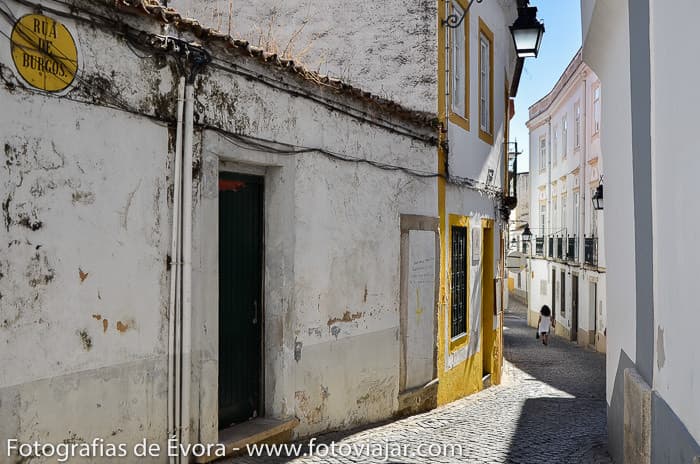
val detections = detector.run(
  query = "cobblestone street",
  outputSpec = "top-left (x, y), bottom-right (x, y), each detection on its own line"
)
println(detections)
top-left (234, 296), bottom-right (611, 464)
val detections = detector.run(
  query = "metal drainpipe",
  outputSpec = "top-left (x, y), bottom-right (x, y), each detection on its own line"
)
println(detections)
top-left (168, 77), bottom-right (185, 464)
top-left (180, 81), bottom-right (194, 456)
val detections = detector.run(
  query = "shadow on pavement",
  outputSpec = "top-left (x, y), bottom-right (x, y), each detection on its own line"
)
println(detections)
top-left (503, 299), bottom-right (612, 463)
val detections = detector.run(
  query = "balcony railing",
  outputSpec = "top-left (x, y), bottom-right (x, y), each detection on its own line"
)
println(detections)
top-left (584, 237), bottom-right (598, 266)
top-left (535, 237), bottom-right (544, 256)
top-left (567, 236), bottom-right (578, 262)
top-left (548, 237), bottom-right (554, 258)
top-left (556, 237), bottom-right (564, 260)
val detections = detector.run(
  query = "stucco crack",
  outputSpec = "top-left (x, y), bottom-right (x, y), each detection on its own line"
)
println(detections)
top-left (119, 180), bottom-right (142, 230)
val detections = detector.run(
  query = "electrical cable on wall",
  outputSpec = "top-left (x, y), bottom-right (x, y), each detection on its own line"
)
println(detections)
top-left (0, 0), bottom-right (506, 198)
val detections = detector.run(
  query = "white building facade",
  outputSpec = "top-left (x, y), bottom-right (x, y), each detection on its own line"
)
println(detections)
top-left (582, 1), bottom-right (700, 462)
top-left (508, 172), bottom-right (529, 301)
top-left (526, 50), bottom-right (606, 352)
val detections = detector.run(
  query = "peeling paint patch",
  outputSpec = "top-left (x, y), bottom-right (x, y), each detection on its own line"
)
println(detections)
top-left (72, 190), bottom-right (95, 205)
top-left (116, 320), bottom-right (132, 333)
top-left (307, 327), bottom-right (322, 338)
top-left (294, 338), bottom-right (303, 362)
top-left (103, 319), bottom-right (109, 333)
top-left (327, 310), bottom-right (364, 327)
top-left (92, 314), bottom-right (101, 321)
top-left (657, 326), bottom-right (665, 370)
top-left (295, 389), bottom-right (326, 425)
top-left (17, 212), bottom-right (42, 231)
top-left (78, 330), bottom-right (92, 351)
top-left (363, 285), bottom-right (368, 303)
top-left (79, 268), bottom-right (89, 283)
top-left (25, 251), bottom-right (55, 287)
top-left (331, 326), bottom-right (341, 339)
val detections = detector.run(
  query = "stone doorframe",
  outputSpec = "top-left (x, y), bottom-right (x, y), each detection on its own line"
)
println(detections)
top-left (397, 214), bottom-right (440, 415)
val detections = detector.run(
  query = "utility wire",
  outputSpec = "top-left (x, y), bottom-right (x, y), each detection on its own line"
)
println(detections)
top-left (0, 0), bottom-right (505, 197)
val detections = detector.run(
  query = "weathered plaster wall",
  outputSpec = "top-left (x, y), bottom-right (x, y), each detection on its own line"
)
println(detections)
top-left (168, 0), bottom-right (438, 114)
top-left (1, 0), bottom-right (439, 455)
top-left (0, 3), bottom-right (174, 459)
top-left (193, 49), bottom-right (437, 437)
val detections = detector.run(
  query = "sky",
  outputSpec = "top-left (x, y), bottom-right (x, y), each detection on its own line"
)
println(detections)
top-left (511, 1), bottom-right (583, 173)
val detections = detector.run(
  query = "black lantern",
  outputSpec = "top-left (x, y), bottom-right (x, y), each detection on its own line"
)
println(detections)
top-left (509, 6), bottom-right (545, 58)
top-left (522, 224), bottom-right (533, 241)
top-left (592, 184), bottom-right (604, 210)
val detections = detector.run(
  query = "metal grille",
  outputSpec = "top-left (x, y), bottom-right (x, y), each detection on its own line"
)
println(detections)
top-left (535, 237), bottom-right (544, 256)
top-left (567, 236), bottom-right (578, 262)
top-left (451, 226), bottom-right (467, 338)
top-left (556, 237), bottom-right (564, 260)
top-left (585, 237), bottom-right (598, 266)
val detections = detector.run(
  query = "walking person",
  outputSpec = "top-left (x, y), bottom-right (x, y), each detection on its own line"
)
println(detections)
top-left (537, 305), bottom-right (555, 345)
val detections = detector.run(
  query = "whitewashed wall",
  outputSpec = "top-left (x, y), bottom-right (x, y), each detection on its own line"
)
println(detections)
top-left (169, 0), bottom-right (438, 113)
top-left (0, 0), bottom-right (438, 457)
top-left (446, 1), bottom-right (516, 187)
top-left (581, 0), bottom-right (636, 410)
top-left (649, 0), bottom-right (700, 444)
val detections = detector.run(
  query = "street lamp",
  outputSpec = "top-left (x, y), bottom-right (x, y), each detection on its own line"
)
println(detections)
top-left (592, 184), bottom-right (604, 210)
top-left (509, 6), bottom-right (545, 58)
top-left (443, 1), bottom-right (545, 61)
top-left (522, 224), bottom-right (533, 242)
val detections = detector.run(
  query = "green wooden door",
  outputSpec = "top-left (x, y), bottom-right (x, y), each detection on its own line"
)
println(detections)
top-left (218, 172), bottom-right (263, 429)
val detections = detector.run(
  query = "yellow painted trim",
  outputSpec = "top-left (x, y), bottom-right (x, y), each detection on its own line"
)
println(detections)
top-left (448, 0), bottom-right (470, 132)
top-left (478, 17), bottom-right (494, 146)
top-left (447, 213), bottom-right (470, 352)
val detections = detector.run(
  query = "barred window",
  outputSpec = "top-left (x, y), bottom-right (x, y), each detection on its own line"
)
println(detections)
top-left (451, 226), bottom-right (468, 338)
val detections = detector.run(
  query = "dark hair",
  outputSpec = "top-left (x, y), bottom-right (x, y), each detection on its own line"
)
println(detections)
top-left (540, 305), bottom-right (551, 317)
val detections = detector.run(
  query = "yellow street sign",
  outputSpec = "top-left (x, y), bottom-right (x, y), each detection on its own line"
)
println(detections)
top-left (11, 14), bottom-right (78, 92)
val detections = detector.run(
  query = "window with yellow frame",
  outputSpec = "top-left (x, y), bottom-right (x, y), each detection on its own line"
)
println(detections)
top-left (448, 215), bottom-right (469, 350)
top-left (478, 17), bottom-right (494, 145)
top-left (448, 0), bottom-right (469, 132)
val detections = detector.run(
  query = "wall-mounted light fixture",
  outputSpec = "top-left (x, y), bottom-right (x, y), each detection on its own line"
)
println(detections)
top-left (442, 1), bottom-right (545, 59)
top-left (509, 6), bottom-right (545, 58)
top-left (592, 184), bottom-right (604, 210)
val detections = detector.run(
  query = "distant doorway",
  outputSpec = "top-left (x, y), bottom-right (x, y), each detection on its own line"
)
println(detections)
top-left (560, 270), bottom-right (566, 318)
top-left (571, 275), bottom-right (579, 342)
top-left (218, 172), bottom-right (264, 429)
top-left (551, 269), bottom-right (556, 316)
top-left (590, 282), bottom-right (598, 346)
top-left (481, 223), bottom-right (495, 377)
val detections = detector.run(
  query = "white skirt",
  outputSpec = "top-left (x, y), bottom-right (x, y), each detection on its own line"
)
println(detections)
top-left (538, 315), bottom-right (551, 333)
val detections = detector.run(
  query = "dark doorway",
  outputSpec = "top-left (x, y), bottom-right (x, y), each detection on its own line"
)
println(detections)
top-left (551, 268), bottom-right (556, 315)
top-left (218, 172), bottom-right (264, 429)
top-left (590, 282), bottom-right (598, 347)
top-left (571, 275), bottom-right (579, 342)
top-left (560, 270), bottom-right (566, 318)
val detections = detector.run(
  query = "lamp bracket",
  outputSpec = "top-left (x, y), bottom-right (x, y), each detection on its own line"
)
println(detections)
top-left (442, 0), bottom-right (484, 28)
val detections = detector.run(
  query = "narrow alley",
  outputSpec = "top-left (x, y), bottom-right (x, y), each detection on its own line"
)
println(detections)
top-left (233, 296), bottom-right (611, 464)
